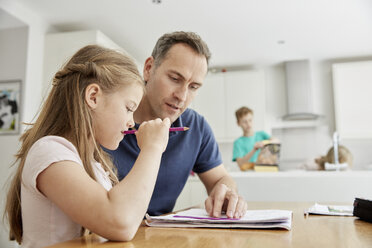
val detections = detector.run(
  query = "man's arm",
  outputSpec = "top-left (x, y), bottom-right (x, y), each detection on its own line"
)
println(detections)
top-left (197, 164), bottom-right (247, 219)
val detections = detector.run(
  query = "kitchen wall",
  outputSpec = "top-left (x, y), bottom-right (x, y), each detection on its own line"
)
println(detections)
top-left (268, 61), bottom-right (334, 170)
top-left (218, 60), bottom-right (372, 172)
top-left (0, 26), bottom-right (28, 248)
top-left (0, 1), bottom-right (48, 247)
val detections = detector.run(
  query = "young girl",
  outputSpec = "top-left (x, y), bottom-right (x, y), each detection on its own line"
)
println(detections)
top-left (315, 145), bottom-right (353, 170)
top-left (4, 45), bottom-right (170, 247)
top-left (301, 145), bottom-right (353, 170)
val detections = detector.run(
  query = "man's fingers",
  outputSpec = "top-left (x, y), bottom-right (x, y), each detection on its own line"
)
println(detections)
top-left (212, 184), bottom-right (229, 217)
top-left (205, 197), bottom-right (213, 216)
top-left (206, 184), bottom-right (246, 219)
top-left (225, 191), bottom-right (239, 218)
top-left (234, 196), bottom-right (247, 218)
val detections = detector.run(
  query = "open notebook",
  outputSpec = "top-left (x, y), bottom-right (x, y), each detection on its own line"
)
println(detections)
top-left (304, 203), bottom-right (354, 216)
top-left (145, 208), bottom-right (292, 230)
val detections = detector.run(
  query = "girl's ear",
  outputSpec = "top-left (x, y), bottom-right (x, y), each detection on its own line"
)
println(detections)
top-left (85, 83), bottom-right (102, 109)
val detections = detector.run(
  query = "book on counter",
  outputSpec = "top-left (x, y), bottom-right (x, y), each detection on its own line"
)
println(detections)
top-left (145, 208), bottom-right (292, 230)
top-left (254, 164), bottom-right (279, 172)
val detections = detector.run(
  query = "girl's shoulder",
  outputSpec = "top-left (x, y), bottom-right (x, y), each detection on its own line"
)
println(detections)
top-left (22, 136), bottom-right (83, 196)
top-left (27, 135), bottom-right (83, 167)
top-left (33, 135), bottom-right (72, 145)
top-left (31, 135), bottom-right (78, 153)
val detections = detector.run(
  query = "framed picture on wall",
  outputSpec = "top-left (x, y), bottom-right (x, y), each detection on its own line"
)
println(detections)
top-left (0, 80), bottom-right (21, 135)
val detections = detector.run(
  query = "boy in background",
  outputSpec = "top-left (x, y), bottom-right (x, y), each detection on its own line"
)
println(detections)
top-left (232, 106), bottom-right (272, 171)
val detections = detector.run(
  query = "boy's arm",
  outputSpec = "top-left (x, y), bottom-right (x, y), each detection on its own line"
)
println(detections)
top-left (236, 149), bottom-right (256, 168)
top-left (235, 142), bottom-right (264, 168)
top-left (233, 141), bottom-right (254, 169)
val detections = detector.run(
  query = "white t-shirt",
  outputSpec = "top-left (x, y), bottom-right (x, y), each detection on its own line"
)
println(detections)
top-left (21, 136), bottom-right (112, 248)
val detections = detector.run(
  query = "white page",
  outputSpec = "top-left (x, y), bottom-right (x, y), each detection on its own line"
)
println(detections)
top-left (145, 220), bottom-right (292, 230)
top-left (148, 208), bottom-right (292, 223)
top-left (304, 203), bottom-right (353, 216)
top-left (146, 208), bottom-right (292, 230)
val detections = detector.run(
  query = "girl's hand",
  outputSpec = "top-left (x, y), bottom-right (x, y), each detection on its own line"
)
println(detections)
top-left (135, 118), bottom-right (171, 152)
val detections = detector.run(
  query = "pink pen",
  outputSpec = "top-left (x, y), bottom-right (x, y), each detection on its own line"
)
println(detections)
top-left (123, 127), bottom-right (189, 134)
top-left (173, 215), bottom-right (239, 220)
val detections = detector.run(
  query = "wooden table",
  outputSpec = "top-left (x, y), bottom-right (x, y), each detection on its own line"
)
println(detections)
top-left (46, 202), bottom-right (372, 248)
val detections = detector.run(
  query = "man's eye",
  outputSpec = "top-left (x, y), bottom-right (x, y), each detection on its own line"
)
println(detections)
top-left (170, 76), bottom-right (179, 82)
top-left (190, 85), bottom-right (200, 90)
top-left (126, 107), bottom-right (134, 112)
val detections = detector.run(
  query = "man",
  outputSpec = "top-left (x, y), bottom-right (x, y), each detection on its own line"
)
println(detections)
top-left (109, 31), bottom-right (247, 219)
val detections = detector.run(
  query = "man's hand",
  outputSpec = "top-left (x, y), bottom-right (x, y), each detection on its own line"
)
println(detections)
top-left (204, 183), bottom-right (247, 219)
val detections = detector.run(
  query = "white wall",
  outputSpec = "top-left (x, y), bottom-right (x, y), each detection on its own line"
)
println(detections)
top-left (1, 0), bottom-right (49, 122)
top-left (265, 64), bottom-right (288, 126)
top-left (42, 30), bottom-right (126, 97)
top-left (0, 26), bottom-right (28, 248)
top-left (0, 1), bottom-right (49, 247)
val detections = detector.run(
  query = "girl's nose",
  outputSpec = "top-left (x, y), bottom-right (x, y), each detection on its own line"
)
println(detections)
top-left (128, 118), bottom-right (135, 128)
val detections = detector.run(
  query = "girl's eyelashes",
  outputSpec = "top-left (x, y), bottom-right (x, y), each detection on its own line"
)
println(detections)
top-left (126, 106), bottom-right (134, 113)
top-left (125, 100), bottom-right (138, 113)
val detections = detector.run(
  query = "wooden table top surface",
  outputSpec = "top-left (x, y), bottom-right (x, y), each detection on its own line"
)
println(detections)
top-left (46, 202), bottom-right (372, 248)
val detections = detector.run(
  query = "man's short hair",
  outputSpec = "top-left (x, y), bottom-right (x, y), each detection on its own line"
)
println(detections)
top-left (151, 31), bottom-right (211, 67)
top-left (235, 106), bottom-right (253, 122)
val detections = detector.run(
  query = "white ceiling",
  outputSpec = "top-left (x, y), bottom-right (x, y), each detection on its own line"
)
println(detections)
top-left (5, 0), bottom-right (372, 66)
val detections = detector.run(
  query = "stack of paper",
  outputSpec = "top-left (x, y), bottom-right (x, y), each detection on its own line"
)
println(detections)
top-left (145, 208), bottom-right (292, 230)
top-left (304, 203), bottom-right (354, 216)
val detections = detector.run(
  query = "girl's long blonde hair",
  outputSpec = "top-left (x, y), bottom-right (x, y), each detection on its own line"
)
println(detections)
top-left (317, 145), bottom-right (353, 170)
top-left (3, 45), bottom-right (144, 244)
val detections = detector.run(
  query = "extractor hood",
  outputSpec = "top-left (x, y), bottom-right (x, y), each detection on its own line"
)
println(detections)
top-left (282, 60), bottom-right (322, 121)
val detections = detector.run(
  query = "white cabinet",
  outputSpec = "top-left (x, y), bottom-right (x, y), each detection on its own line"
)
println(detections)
top-left (175, 171), bottom-right (372, 209)
top-left (42, 30), bottom-right (128, 95)
top-left (174, 176), bottom-right (207, 211)
top-left (332, 61), bottom-right (372, 139)
top-left (191, 73), bottom-right (226, 140)
top-left (192, 70), bottom-right (266, 142)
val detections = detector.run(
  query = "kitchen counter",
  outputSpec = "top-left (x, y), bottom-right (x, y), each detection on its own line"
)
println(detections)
top-left (174, 171), bottom-right (372, 211)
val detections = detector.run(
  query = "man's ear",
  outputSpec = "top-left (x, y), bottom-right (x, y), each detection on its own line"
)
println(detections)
top-left (85, 83), bottom-right (101, 109)
top-left (143, 56), bottom-right (155, 82)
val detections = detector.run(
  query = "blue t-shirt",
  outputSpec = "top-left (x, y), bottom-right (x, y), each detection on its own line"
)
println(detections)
top-left (232, 131), bottom-right (270, 162)
top-left (106, 108), bottom-right (222, 216)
